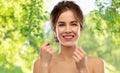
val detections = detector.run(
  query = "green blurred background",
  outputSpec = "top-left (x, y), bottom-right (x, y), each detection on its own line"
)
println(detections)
top-left (0, 0), bottom-right (120, 73)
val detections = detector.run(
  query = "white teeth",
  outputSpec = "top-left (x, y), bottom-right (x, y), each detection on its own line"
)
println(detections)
top-left (64, 36), bottom-right (73, 38)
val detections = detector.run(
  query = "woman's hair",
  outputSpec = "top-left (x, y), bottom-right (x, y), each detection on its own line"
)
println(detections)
top-left (50, 1), bottom-right (84, 31)
top-left (50, 1), bottom-right (84, 42)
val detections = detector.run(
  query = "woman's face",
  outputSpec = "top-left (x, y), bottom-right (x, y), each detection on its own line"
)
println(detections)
top-left (55, 10), bottom-right (80, 46)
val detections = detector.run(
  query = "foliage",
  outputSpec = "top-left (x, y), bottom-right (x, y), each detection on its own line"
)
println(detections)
top-left (81, 0), bottom-right (120, 73)
top-left (0, 0), bottom-right (48, 73)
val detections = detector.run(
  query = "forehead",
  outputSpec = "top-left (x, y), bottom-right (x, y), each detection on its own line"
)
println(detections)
top-left (57, 10), bottom-right (78, 22)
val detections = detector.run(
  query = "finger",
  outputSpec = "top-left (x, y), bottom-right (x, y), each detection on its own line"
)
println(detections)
top-left (73, 51), bottom-right (82, 60)
top-left (42, 41), bottom-right (51, 47)
top-left (40, 45), bottom-right (50, 53)
top-left (46, 46), bottom-right (54, 51)
top-left (78, 47), bottom-right (86, 55)
top-left (46, 46), bottom-right (54, 53)
top-left (76, 47), bottom-right (86, 57)
top-left (49, 48), bottom-right (54, 54)
top-left (73, 54), bottom-right (80, 62)
top-left (75, 47), bottom-right (84, 58)
top-left (45, 45), bottom-right (53, 50)
top-left (41, 42), bottom-right (51, 51)
top-left (73, 55), bottom-right (78, 62)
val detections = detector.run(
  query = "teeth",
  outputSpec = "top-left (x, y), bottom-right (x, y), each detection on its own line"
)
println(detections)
top-left (63, 36), bottom-right (73, 38)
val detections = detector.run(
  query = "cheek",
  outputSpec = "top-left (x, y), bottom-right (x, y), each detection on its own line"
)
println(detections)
top-left (74, 27), bottom-right (81, 38)
top-left (77, 30), bottom-right (80, 37)
top-left (73, 27), bottom-right (80, 34)
top-left (78, 28), bottom-right (81, 36)
top-left (55, 27), bottom-right (61, 37)
top-left (56, 26), bottom-right (64, 33)
top-left (77, 27), bottom-right (80, 34)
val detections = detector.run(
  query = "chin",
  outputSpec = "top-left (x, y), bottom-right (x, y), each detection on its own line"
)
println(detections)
top-left (61, 42), bottom-right (76, 47)
top-left (58, 38), bottom-right (78, 47)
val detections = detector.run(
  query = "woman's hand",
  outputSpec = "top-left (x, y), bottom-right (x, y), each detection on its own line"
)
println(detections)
top-left (40, 41), bottom-right (54, 66)
top-left (73, 47), bottom-right (89, 73)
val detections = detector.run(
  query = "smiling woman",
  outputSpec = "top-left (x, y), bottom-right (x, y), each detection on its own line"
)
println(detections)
top-left (55, 10), bottom-right (80, 46)
top-left (33, 1), bottom-right (104, 73)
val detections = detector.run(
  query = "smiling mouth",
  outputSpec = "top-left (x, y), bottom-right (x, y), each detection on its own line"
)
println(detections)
top-left (63, 35), bottom-right (74, 40)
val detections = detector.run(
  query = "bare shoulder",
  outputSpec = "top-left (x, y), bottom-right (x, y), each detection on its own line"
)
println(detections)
top-left (87, 56), bottom-right (105, 73)
top-left (33, 55), bottom-right (58, 70)
top-left (88, 56), bottom-right (104, 64)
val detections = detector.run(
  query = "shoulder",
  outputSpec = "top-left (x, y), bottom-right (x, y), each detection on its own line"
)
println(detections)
top-left (33, 55), bottom-right (58, 68)
top-left (88, 56), bottom-right (104, 64)
top-left (87, 56), bottom-right (105, 73)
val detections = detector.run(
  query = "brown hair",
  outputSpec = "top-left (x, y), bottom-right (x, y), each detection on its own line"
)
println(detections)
top-left (50, 1), bottom-right (84, 42)
top-left (50, 1), bottom-right (84, 31)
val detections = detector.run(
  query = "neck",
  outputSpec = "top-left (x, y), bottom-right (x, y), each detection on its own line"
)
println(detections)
top-left (59, 44), bottom-right (77, 60)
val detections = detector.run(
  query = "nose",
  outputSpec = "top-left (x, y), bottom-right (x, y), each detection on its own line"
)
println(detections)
top-left (65, 25), bottom-right (71, 33)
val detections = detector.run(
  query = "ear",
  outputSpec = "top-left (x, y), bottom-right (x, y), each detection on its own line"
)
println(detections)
top-left (53, 27), bottom-right (56, 34)
top-left (53, 31), bottom-right (57, 36)
top-left (53, 31), bottom-right (59, 42)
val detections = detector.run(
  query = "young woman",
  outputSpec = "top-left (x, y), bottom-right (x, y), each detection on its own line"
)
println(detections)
top-left (33, 1), bottom-right (104, 73)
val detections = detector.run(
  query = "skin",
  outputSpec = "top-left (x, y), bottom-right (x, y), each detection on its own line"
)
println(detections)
top-left (33, 10), bottom-right (104, 73)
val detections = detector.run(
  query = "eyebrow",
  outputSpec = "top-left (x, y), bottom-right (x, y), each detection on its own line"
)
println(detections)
top-left (58, 21), bottom-right (65, 24)
top-left (58, 21), bottom-right (78, 23)
top-left (70, 21), bottom-right (78, 23)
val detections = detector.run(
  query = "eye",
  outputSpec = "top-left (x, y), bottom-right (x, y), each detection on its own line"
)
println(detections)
top-left (71, 21), bottom-right (78, 26)
top-left (58, 23), bottom-right (65, 27)
top-left (71, 23), bottom-right (78, 26)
